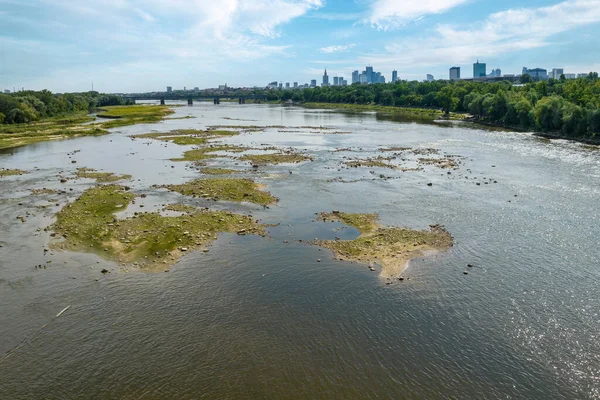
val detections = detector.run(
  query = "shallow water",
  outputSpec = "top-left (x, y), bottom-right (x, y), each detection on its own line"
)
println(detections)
top-left (1, 102), bottom-right (599, 399)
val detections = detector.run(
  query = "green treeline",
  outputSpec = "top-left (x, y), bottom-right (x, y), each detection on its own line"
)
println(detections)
top-left (0, 90), bottom-right (133, 124)
top-left (257, 74), bottom-right (600, 141)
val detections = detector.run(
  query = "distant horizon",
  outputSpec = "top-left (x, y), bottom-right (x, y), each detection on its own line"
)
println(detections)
top-left (2, 0), bottom-right (600, 93)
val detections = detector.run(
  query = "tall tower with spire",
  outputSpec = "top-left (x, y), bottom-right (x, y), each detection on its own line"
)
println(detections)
top-left (322, 68), bottom-right (329, 87)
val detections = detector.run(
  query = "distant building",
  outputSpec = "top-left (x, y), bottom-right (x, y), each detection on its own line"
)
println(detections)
top-left (449, 67), bottom-right (460, 80)
top-left (473, 60), bottom-right (486, 78)
top-left (523, 67), bottom-right (548, 80)
top-left (285, 82), bottom-right (290, 89)
top-left (564, 74), bottom-right (576, 79)
top-left (366, 66), bottom-right (374, 83)
top-left (392, 70), bottom-right (398, 82)
top-left (352, 70), bottom-right (360, 84)
top-left (193, 87), bottom-right (199, 91)
top-left (3, 89), bottom-right (10, 94)
top-left (310, 79), bottom-right (317, 87)
top-left (577, 73), bottom-right (589, 78)
top-left (487, 68), bottom-right (501, 78)
top-left (359, 73), bottom-right (367, 83)
top-left (293, 82), bottom-right (298, 88)
top-left (551, 68), bottom-right (564, 79)
top-left (278, 83), bottom-right (283, 89)
top-left (166, 86), bottom-right (172, 93)
top-left (322, 69), bottom-right (329, 86)
top-left (426, 74), bottom-right (434, 82)
top-left (333, 76), bottom-right (339, 86)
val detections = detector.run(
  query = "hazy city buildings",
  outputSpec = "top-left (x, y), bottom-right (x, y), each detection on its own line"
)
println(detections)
top-left (523, 67), bottom-right (548, 80)
top-left (166, 86), bottom-right (172, 92)
top-left (551, 68), bottom-right (564, 79)
top-left (322, 69), bottom-right (329, 86)
top-left (310, 79), bottom-right (317, 87)
top-left (426, 74), bottom-right (434, 82)
top-left (352, 70), bottom-right (359, 84)
top-left (449, 67), bottom-right (460, 80)
top-left (392, 70), bottom-right (398, 82)
top-left (473, 60), bottom-right (487, 78)
top-left (294, 82), bottom-right (298, 88)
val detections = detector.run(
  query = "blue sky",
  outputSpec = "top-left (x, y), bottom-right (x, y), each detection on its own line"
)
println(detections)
top-left (1, 0), bottom-right (600, 93)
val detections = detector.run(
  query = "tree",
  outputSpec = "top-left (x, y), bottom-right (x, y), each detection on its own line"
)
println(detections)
top-left (436, 86), bottom-right (458, 114)
top-left (0, 112), bottom-right (4, 123)
top-left (560, 74), bottom-right (566, 81)
top-left (520, 74), bottom-right (533, 84)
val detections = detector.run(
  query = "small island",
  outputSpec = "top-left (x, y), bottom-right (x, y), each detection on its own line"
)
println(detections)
top-left (315, 212), bottom-right (453, 277)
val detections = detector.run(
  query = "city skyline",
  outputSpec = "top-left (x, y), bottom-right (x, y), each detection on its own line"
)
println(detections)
top-left (2, 0), bottom-right (600, 92)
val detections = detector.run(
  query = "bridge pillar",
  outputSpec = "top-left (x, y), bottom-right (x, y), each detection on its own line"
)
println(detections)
top-left (214, 98), bottom-right (220, 105)
top-left (187, 98), bottom-right (193, 106)
top-left (160, 98), bottom-right (165, 105)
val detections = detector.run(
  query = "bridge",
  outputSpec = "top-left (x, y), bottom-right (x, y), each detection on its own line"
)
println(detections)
top-left (123, 94), bottom-right (267, 106)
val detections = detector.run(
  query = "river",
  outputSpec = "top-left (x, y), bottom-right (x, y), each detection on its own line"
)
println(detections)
top-left (0, 102), bottom-right (598, 399)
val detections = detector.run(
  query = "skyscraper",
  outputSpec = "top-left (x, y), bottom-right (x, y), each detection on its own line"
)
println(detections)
top-left (293, 82), bottom-right (298, 88)
top-left (449, 67), bottom-right (460, 80)
top-left (333, 76), bottom-right (339, 86)
top-left (352, 70), bottom-right (359, 84)
top-left (473, 60), bottom-right (486, 78)
top-left (426, 74), bottom-right (434, 82)
top-left (366, 66), bottom-right (374, 83)
top-left (322, 69), bottom-right (329, 86)
top-left (392, 70), bottom-right (398, 82)
top-left (285, 82), bottom-right (290, 89)
top-left (166, 86), bottom-right (172, 93)
top-left (310, 79), bottom-right (317, 87)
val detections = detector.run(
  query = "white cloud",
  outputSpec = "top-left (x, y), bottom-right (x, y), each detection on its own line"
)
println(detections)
top-left (365, 0), bottom-right (470, 30)
top-left (320, 44), bottom-right (356, 53)
top-left (363, 0), bottom-right (600, 74)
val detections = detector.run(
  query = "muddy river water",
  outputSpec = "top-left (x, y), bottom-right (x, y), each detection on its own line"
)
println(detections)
top-left (0, 102), bottom-right (599, 399)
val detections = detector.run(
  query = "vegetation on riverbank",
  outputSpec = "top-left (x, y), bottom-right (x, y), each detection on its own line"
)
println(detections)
top-left (163, 178), bottom-right (277, 206)
top-left (0, 91), bottom-right (172, 149)
top-left (74, 168), bottom-right (132, 182)
top-left (131, 129), bottom-right (240, 146)
top-left (50, 185), bottom-right (266, 269)
top-left (238, 152), bottom-right (312, 165)
top-left (315, 212), bottom-right (453, 277)
top-left (304, 102), bottom-right (464, 120)
top-left (200, 167), bottom-right (239, 175)
top-left (0, 168), bottom-right (27, 177)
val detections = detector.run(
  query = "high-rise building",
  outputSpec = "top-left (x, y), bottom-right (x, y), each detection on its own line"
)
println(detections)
top-left (449, 67), bottom-right (460, 80)
top-left (523, 67), bottom-right (548, 80)
top-left (285, 82), bottom-right (290, 89)
top-left (392, 70), bottom-right (398, 82)
top-left (352, 70), bottom-right (359, 84)
top-left (333, 76), bottom-right (339, 86)
top-left (551, 68), bottom-right (564, 79)
top-left (166, 86), bottom-right (172, 93)
top-left (426, 74), bottom-right (434, 82)
top-left (473, 60), bottom-right (486, 78)
top-left (322, 69), bottom-right (329, 86)
top-left (365, 66), bottom-right (374, 83)
top-left (359, 73), bottom-right (367, 83)
top-left (278, 83), bottom-right (283, 89)
top-left (310, 79), bottom-right (317, 87)
top-left (293, 82), bottom-right (298, 88)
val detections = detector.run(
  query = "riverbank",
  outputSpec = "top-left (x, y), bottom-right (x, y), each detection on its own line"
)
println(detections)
top-left (0, 105), bottom-right (173, 150)
top-left (302, 102), bottom-right (466, 120)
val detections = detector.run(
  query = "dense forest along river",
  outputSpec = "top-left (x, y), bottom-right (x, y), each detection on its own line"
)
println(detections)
top-left (0, 102), bottom-right (599, 399)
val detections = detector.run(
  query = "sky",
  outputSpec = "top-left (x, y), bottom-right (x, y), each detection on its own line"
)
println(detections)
top-left (1, 0), bottom-right (600, 93)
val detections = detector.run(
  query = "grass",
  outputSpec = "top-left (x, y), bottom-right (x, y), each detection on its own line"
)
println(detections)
top-left (315, 212), bottom-right (453, 276)
top-left (171, 145), bottom-right (249, 162)
top-left (303, 102), bottom-right (467, 120)
top-left (131, 129), bottom-right (240, 146)
top-left (0, 168), bottom-right (28, 177)
top-left (30, 188), bottom-right (58, 195)
top-left (238, 153), bottom-right (312, 165)
top-left (319, 212), bottom-right (378, 233)
top-left (200, 167), bottom-right (239, 175)
top-left (163, 178), bottom-right (278, 206)
top-left (344, 159), bottom-right (396, 169)
top-left (163, 204), bottom-right (200, 213)
top-left (0, 105), bottom-right (174, 150)
top-left (50, 185), bottom-right (266, 269)
top-left (74, 168), bottom-right (132, 182)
